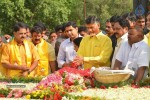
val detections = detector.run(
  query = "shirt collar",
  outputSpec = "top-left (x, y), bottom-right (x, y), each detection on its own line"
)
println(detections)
top-left (121, 32), bottom-right (128, 40)
top-left (133, 40), bottom-right (144, 48)
top-left (15, 40), bottom-right (24, 46)
top-left (66, 38), bottom-right (72, 43)
top-left (90, 31), bottom-right (103, 39)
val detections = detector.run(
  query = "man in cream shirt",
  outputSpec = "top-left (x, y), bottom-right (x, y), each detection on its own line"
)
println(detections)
top-left (111, 18), bottom-right (130, 68)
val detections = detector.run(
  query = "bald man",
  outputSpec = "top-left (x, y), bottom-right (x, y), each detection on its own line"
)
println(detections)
top-left (113, 27), bottom-right (149, 83)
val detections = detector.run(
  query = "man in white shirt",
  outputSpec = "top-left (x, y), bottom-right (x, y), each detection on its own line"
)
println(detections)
top-left (113, 27), bottom-right (149, 83)
top-left (111, 18), bottom-right (130, 68)
top-left (57, 21), bottom-right (78, 68)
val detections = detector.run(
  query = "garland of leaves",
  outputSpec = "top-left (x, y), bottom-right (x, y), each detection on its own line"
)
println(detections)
top-left (139, 77), bottom-right (150, 86)
top-left (0, 77), bottom-right (42, 83)
top-left (0, 88), bottom-right (11, 97)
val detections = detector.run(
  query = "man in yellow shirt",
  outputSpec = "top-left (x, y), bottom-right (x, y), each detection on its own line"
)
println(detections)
top-left (31, 26), bottom-right (56, 76)
top-left (1, 22), bottom-right (40, 78)
top-left (0, 35), bottom-right (6, 76)
top-left (73, 16), bottom-right (113, 69)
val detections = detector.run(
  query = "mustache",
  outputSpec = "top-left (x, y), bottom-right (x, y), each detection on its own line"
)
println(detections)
top-left (105, 30), bottom-right (108, 32)
top-left (21, 37), bottom-right (25, 39)
top-left (35, 39), bottom-right (40, 41)
top-left (114, 32), bottom-right (118, 35)
top-left (114, 32), bottom-right (118, 34)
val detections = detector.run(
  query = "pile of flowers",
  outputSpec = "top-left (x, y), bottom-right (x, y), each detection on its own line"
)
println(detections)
top-left (0, 67), bottom-right (149, 99)
top-left (0, 67), bottom-right (91, 99)
top-left (26, 67), bottom-right (91, 99)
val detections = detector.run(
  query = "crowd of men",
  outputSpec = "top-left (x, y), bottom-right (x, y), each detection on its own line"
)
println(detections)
top-left (0, 11), bottom-right (150, 84)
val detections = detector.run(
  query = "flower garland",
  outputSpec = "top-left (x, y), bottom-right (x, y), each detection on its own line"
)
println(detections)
top-left (0, 67), bottom-right (149, 99)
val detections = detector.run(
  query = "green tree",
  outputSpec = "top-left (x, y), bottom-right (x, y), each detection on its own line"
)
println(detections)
top-left (24, 0), bottom-right (71, 30)
top-left (0, 0), bottom-right (32, 35)
top-left (0, 0), bottom-right (71, 35)
top-left (84, 0), bottom-right (132, 30)
top-left (67, 0), bottom-right (84, 26)
top-left (0, 0), bottom-right (132, 35)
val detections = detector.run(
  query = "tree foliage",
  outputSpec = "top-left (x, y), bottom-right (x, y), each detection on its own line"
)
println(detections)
top-left (0, 0), bottom-right (132, 35)
top-left (84, 0), bottom-right (132, 29)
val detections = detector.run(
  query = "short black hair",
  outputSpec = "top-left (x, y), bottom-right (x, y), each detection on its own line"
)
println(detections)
top-left (26, 24), bottom-right (31, 31)
top-left (73, 37), bottom-right (83, 47)
top-left (85, 15), bottom-right (100, 24)
top-left (55, 25), bottom-right (62, 33)
top-left (106, 19), bottom-right (110, 23)
top-left (121, 12), bottom-right (136, 22)
top-left (33, 21), bottom-right (46, 31)
top-left (121, 13), bottom-right (129, 19)
top-left (65, 21), bottom-right (77, 29)
top-left (13, 22), bottom-right (27, 32)
top-left (127, 12), bottom-right (136, 22)
top-left (61, 23), bottom-right (66, 32)
top-left (45, 31), bottom-right (50, 36)
top-left (110, 15), bottom-right (120, 23)
top-left (78, 26), bottom-right (88, 33)
top-left (135, 15), bottom-right (145, 21)
top-left (115, 18), bottom-right (130, 29)
top-left (50, 31), bottom-right (56, 35)
top-left (49, 31), bottom-right (56, 38)
top-left (31, 26), bottom-right (42, 34)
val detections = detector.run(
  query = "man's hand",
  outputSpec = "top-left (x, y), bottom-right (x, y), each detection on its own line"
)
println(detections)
top-left (62, 63), bottom-right (71, 67)
top-left (73, 56), bottom-right (84, 66)
top-left (20, 71), bottom-right (29, 77)
top-left (19, 65), bottom-right (29, 71)
top-left (134, 66), bottom-right (146, 83)
top-left (113, 59), bottom-right (122, 70)
top-left (49, 61), bottom-right (56, 73)
top-left (1, 63), bottom-right (29, 71)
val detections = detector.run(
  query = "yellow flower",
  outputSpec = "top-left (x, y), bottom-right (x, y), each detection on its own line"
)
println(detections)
top-left (59, 86), bottom-right (64, 91)
top-left (79, 88), bottom-right (83, 92)
top-left (40, 94), bottom-right (44, 99)
top-left (36, 90), bottom-right (40, 95)
top-left (33, 94), bottom-right (37, 97)
top-left (32, 91), bottom-right (36, 94)
top-left (39, 85), bottom-right (44, 89)
top-left (26, 95), bottom-right (31, 99)
top-left (54, 85), bottom-right (58, 90)
top-left (45, 91), bottom-right (49, 95)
